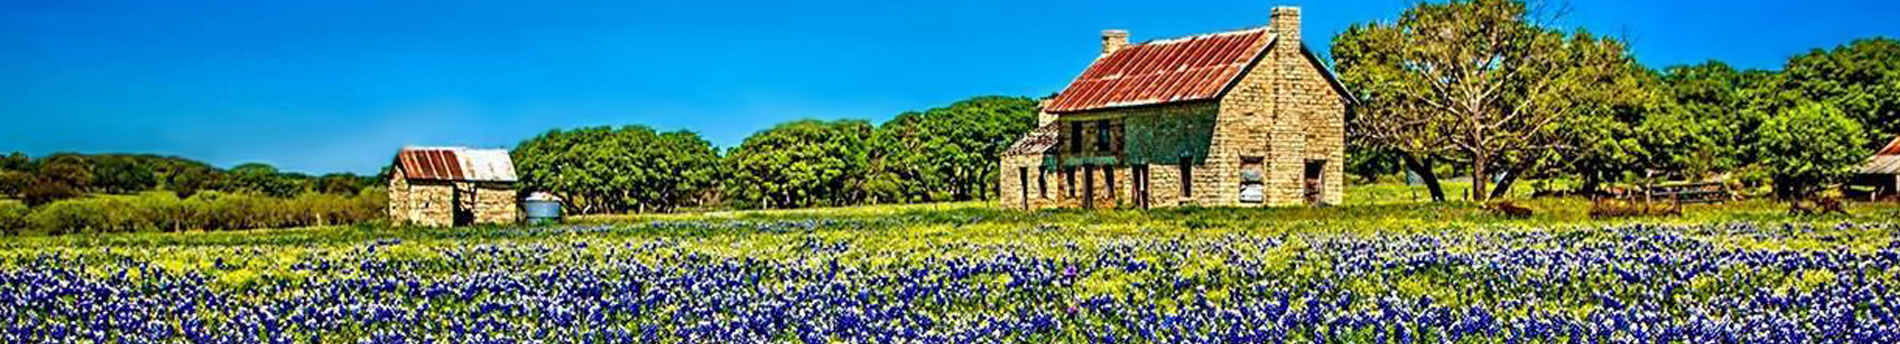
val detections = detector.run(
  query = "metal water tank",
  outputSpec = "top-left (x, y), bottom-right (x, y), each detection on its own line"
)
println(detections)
top-left (523, 192), bottom-right (563, 224)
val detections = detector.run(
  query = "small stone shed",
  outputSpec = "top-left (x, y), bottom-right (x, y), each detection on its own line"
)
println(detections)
top-left (1854, 136), bottom-right (1900, 200)
top-left (1000, 6), bottom-right (1354, 210)
top-left (387, 147), bottom-right (520, 227)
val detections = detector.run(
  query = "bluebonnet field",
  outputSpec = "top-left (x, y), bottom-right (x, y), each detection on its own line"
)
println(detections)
top-left (1, 203), bottom-right (1898, 343)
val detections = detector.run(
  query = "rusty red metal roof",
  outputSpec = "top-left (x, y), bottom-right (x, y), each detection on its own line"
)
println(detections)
top-left (395, 147), bottom-right (518, 182)
top-left (1045, 28), bottom-right (1274, 114)
top-left (1880, 136), bottom-right (1900, 156)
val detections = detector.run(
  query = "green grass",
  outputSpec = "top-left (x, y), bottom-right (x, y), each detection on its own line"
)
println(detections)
top-left (7, 182), bottom-right (1895, 251)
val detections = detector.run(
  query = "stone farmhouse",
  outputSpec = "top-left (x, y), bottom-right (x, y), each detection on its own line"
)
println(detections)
top-left (387, 147), bottom-right (520, 227)
top-left (1000, 6), bottom-right (1353, 210)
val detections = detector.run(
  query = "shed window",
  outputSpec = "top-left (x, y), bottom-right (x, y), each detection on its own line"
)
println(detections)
top-left (1095, 120), bottom-right (1111, 152)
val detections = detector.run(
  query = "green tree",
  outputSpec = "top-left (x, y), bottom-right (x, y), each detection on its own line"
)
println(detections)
top-left (170, 167), bottom-right (226, 199)
top-left (89, 155), bottom-right (159, 194)
top-left (1547, 67), bottom-right (1687, 196)
top-left (866, 96), bottom-right (1039, 203)
top-left (0, 201), bottom-right (25, 235)
top-left (725, 119), bottom-right (873, 209)
top-left (1344, 146), bottom-right (1403, 184)
top-left (512, 125), bottom-right (722, 213)
top-left (0, 152), bottom-right (27, 171)
top-left (227, 163), bottom-right (301, 197)
top-left (35, 154), bottom-right (94, 190)
top-left (315, 173), bottom-right (374, 195)
top-left (20, 178), bottom-right (81, 207)
top-left (1782, 37), bottom-right (1900, 148)
top-left (1659, 61), bottom-right (1780, 173)
top-left (0, 171), bottom-right (28, 198)
top-left (1333, 0), bottom-right (1647, 201)
top-left (1757, 103), bottom-right (1869, 203)
top-left (1632, 108), bottom-right (1721, 181)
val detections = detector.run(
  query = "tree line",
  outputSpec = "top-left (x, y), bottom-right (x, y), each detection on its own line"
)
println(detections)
top-left (0, 153), bottom-right (379, 206)
top-left (512, 96), bottom-right (1040, 212)
top-left (0, 153), bottom-right (385, 235)
top-left (1337, 0), bottom-right (1897, 205)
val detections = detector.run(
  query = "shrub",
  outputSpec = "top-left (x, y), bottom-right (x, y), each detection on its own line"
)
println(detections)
top-left (0, 200), bottom-right (26, 235)
top-left (1757, 103), bottom-right (1869, 201)
top-left (24, 189), bottom-right (388, 235)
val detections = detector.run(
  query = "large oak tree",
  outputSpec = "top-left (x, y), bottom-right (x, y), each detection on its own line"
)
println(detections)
top-left (1334, 0), bottom-right (1648, 201)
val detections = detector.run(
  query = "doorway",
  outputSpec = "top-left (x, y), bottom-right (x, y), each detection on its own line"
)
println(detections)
top-left (1303, 160), bottom-right (1326, 205)
top-left (452, 183), bottom-right (477, 226)
top-left (1017, 167), bottom-right (1030, 210)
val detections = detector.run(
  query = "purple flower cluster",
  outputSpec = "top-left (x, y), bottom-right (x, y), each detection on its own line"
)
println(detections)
top-left (1, 222), bottom-right (1896, 343)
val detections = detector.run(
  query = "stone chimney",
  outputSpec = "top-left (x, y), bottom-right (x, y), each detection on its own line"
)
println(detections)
top-left (1037, 98), bottom-right (1058, 126)
top-left (1271, 6), bottom-right (1301, 47)
top-left (1101, 30), bottom-right (1130, 55)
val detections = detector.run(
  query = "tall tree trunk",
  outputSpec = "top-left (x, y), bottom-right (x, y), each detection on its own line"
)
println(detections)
top-left (1580, 175), bottom-right (1600, 199)
top-left (1471, 151), bottom-right (1491, 203)
top-left (1402, 153), bottom-right (1446, 202)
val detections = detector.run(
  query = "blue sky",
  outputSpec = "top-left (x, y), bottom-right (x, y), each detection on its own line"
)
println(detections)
top-left (4, 0), bottom-right (1897, 174)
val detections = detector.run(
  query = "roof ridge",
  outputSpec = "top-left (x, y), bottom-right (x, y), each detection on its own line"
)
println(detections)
top-left (1137, 26), bottom-right (1269, 46)
top-left (401, 145), bottom-right (509, 152)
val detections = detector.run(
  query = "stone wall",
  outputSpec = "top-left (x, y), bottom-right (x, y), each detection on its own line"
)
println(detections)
top-left (387, 166), bottom-right (520, 227)
top-left (999, 102), bottom-right (1217, 210)
top-left (1214, 6), bottom-right (1346, 207)
top-left (388, 175), bottom-right (455, 227)
top-left (471, 182), bottom-right (519, 225)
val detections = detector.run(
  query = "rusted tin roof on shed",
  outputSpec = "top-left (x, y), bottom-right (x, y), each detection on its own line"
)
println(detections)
top-left (1044, 28), bottom-right (1274, 114)
top-left (1863, 136), bottom-right (1900, 174)
top-left (1003, 124), bottom-right (1062, 156)
top-left (395, 147), bottom-right (518, 182)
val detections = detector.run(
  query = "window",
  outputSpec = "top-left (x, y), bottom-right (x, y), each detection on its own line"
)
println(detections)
top-left (1240, 157), bottom-right (1265, 203)
top-left (1017, 167), bottom-right (1029, 204)
top-left (1069, 122), bottom-right (1085, 154)
top-left (1095, 119), bottom-right (1111, 152)
top-left (1179, 156), bottom-right (1194, 197)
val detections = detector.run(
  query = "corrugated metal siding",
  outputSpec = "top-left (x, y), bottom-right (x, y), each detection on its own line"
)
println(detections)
top-left (1045, 28), bottom-right (1273, 114)
top-left (458, 149), bottom-right (519, 182)
top-left (1863, 136), bottom-right (1900, 174)
top-left (396, 147), bottom-right (518, 182)
top-left (1864, 156), bottom-right (1900, 175)
top-left (399, 149), bottom-right (463, 181)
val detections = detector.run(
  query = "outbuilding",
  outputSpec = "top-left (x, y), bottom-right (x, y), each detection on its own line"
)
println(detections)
top-left (1854, 136), bottom-right (1900, 200)
top-left (387, 147), bottom-right (520, 227)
